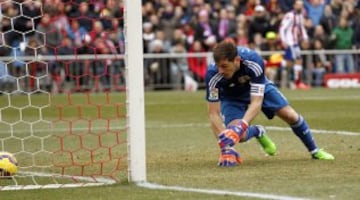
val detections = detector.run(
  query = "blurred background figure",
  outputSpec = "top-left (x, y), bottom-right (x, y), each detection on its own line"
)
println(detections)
top-left (330, 17), bottom-right (355, 74)
top-left (312, 38), bottom-right (331, 87)
top-left (279, 0), bottom-right (311, 89)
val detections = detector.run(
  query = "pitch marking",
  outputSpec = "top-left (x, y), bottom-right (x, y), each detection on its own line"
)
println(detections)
top-left (138, 182), bottom-right (310, 200)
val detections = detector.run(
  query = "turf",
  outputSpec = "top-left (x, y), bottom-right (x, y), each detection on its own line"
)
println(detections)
top-left (1, 88), bottom-right (360, 200)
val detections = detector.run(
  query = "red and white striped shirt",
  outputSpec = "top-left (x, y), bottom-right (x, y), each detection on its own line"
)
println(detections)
top-left (279, 11), bottom-right (308, 46)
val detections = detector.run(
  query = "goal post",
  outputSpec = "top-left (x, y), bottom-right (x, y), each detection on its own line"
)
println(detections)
top-left (124, 0), bottom-right (146, 183)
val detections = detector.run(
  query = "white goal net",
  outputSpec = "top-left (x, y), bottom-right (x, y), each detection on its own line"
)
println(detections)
top-left (0, 0), bottom-right (145, 190)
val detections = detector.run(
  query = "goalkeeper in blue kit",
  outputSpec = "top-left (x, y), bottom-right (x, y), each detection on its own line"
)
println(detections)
top-left (205, 41), bottom-right (334, 167)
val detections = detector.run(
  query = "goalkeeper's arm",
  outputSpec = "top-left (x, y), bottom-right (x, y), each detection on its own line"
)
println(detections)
top-left (207, 101), bottom-right (225, 139)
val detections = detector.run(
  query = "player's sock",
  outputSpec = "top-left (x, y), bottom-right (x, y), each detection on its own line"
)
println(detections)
top-left (290, 115), bottom-right (318, 153)
top-left (294, 64), bottom-right (302, 85)
top-left (243, 125), bottom-right (263, 141)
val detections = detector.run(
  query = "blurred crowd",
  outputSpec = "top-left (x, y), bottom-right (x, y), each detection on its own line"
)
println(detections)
top-left (0, 0), bottom-right (360, 93)
top-left (0, 0), bottom-right (125, 93)
top-left (141, 0), bottom-right (360, 88)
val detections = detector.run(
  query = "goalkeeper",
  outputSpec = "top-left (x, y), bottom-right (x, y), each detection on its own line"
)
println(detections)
top-left (206, 41), bottom-right (334, 167)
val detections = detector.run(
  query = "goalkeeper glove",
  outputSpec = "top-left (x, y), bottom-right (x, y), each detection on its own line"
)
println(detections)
top-left (218, 120), bottom-right (248, 148)
top-left (218, 147), bottom-right (243, 167)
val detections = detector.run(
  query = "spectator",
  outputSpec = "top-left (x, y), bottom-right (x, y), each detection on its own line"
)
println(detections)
top-left (354, 10), bottom-right (360, 71)
top-left (313, 25), bottom-right (332, 49)
top-left (36, 13), bottom-right (62, 54)
top-left (0, 47), bottom-right (15, 93)
top-left (265, 0), bottom-right (283, 15)
top-left (248, 5), bottom-right (271, 45)
top-left (181, 22), bottom-right (195, 49)
top-left (108, 18), bottom-right (125, 54)
top-left (250, 33), bottom-right (266, 52)
top-left (262, 31), bottom-right (283, 85)
top-left (230, 0), bottom-right (248, 14)
top-left (330, 0), bottom-right (343, 17)
top-left (26, 38), bottom-right (51, 91)
top-left (225, 5), bottom-right (238, 22)
top-left (69, 2), bottom-right (95, 32)
top-left (243, 0), bottom-right (259, 16)
top-left (331, 17), bottom-right (355, 73)
top-left (304, 17), bottom-right (315, 38)
top-left (158, 3), bottom-right (180, 42)
top-left (234, 28), bottom-right (249, 47)
top-left (170, 40), bottom-right (188, 90)
top-left (187, 40), bottom-right (207, 82)
top-left (2, 2), bottom-right (22, 47)
top-left (66, 20), bottom-right (88, 48)
top-left (216, 8), bottom-right (237, 42)
top-left (278, 0), bottom-right (296, 12)
top-left (312, 38), bottom-right (331, 86)
top-left (300, 39), bottom-right (313, 86)
top-left (153, 30), bottom-right (172, 52)
top-left (235, 14), bottom-right (249, 34)
top-left (142, 22), bottom-right (155, 53)
top-left (268, 11), bottom-right (284, 33)
top-left (146, 39), bottom-right (172, 89)
top-left (320, 4), bottom-right (338, 36)
top-left (304, 0), bottom-right (326, 26)
top-left (89, 20), bottom-right (106, 43)
top-left (193, 9), bottom-right (216, 50)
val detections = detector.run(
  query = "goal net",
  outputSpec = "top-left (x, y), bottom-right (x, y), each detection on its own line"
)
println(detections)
top-left (0, 0), bottom-right (145, 190)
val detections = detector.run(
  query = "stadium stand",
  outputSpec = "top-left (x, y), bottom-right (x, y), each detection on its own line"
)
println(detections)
top-left (1, 0), bottom-right (359, 91)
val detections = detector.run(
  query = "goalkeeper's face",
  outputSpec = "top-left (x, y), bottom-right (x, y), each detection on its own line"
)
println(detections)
top-left (216, 56), bottom-right (241, 79)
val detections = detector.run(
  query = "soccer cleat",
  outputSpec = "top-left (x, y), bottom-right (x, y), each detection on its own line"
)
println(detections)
top-left (256, 126), bottom-right (277, 156)
top-left (296, 82), bottom-right (311, 90)
top-left (312, 149), bottom-right (335, 160)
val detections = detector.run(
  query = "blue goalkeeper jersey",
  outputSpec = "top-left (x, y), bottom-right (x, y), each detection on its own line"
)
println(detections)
top-left (205, 47), bottom-right (269, 103)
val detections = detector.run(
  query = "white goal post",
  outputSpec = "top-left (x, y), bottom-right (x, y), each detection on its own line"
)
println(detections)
top-left (124, 0), bottom-right (147, 183)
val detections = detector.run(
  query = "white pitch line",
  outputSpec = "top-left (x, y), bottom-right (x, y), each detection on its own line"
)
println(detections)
top-left (0, 171), bottom-right (116, 191)
top-left (146, 123), bottom-right (360, 136)
top-left (138, 182), bottom-right (310, 200)
top-left (265, 126), bottom-right (360, 136)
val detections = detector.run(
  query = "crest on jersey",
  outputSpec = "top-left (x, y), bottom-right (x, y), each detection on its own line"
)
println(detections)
top-left (238, 75), bottom-right (251, 85)
top-left (208, 87), bottom-right (219, 101)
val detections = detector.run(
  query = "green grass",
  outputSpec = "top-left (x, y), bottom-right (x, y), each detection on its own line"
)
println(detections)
top-left (1, 88), bottom-right (360, 200)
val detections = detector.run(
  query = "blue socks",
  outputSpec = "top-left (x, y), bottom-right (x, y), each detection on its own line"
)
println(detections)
top-left (290, 115), bottom-right (318, 153)
top-left (243, 126), bottom-right (263, 142)
top-left (242, 116), bottom-right (318, 154)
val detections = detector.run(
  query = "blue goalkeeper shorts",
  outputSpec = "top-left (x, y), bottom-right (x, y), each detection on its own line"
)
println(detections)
top-left (221, 83), bottom-right (289, 126)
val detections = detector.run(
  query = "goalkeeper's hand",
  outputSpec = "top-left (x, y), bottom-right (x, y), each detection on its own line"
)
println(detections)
top-left (218, 147), bottom-right (242, 167)
top-left (218, 120), bottom-right (248, 148)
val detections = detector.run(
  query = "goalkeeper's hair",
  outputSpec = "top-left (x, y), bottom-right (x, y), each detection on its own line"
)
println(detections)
top-left (212, 41), bottom-right (238, 63)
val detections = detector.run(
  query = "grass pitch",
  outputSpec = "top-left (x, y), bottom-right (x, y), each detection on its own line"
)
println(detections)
top-left (1, 88), bottom-right (360, 200)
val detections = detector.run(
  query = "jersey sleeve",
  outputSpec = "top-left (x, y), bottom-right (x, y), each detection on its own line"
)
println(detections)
top-left (205, 63), bottom-right (221, 102)
top-left (243, 57), bottom-right (266, 96)
top-left (300, 16), bottom-right (309, 41)
top-left (279, 12), bottom-right (292, 44)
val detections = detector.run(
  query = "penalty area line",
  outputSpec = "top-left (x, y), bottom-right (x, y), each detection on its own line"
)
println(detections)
top-left (137, 182), bottom-right (310, 200)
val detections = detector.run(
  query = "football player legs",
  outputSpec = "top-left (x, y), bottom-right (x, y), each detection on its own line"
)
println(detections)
top-left (262, 84), bottom-right (334, 160)
top-left (283, 45), bottom-right (309, 89)
top-left (219, 83), bottom-right (334, 163)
